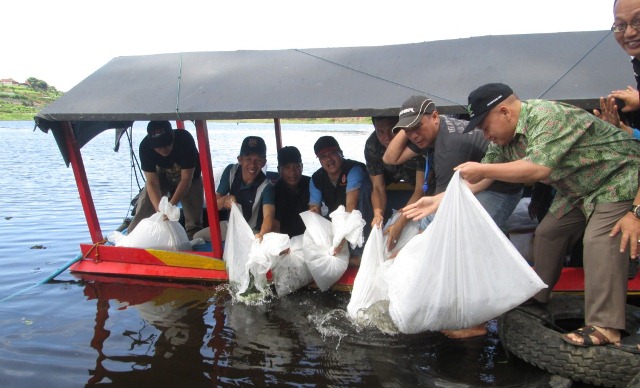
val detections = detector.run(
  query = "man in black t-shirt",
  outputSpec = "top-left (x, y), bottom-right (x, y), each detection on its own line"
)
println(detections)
top-left (365, 116), bottom-right (426, 251)
top-left (128, 120), bottom-right (203, 239)
top-left (273, 146), bottom-right (310, 237)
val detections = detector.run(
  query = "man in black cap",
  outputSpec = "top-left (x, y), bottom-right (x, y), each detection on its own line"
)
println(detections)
top-left (383, 95), bottom-right (522, 233)
top-left (128, 120), bottom-right (203, 238)
top-left (309, 136), bottom-right (373, 253)
top-left (214, 136), bottom-right (275, 240)
top-left (273, 146), bottom-right (310, 237)
top-left (407, 82), bottom-right (640, 348)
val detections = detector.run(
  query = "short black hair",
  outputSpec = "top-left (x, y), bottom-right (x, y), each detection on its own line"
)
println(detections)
top-left (371, 116), bottom-right (399, 125)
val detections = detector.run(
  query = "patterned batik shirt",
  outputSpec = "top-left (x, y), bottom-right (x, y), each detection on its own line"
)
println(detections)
top-left (364, 131), bottom-right (425, 186)
top-left (482, 99), bottom-right (640, 218)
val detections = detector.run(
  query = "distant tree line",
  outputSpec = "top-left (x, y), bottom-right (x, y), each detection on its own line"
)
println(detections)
top-left (26, 77), bottom-right (58, 93)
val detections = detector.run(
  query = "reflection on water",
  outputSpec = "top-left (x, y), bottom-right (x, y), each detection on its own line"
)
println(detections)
top-left (0, 121), bottom-right (557, 387)
top-left (75, 277), bottom-right (553, 387)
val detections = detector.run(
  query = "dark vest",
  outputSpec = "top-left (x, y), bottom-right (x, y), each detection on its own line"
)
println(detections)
top-left (229, 165), bottom-right (268, 229)
top-left (311, 159), bottom-right (366, 214)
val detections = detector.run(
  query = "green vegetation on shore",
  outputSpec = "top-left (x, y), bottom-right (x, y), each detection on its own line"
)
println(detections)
top-left (0, 77), bottom-right (62, 120)
top-left (0, 77), bottom-right (371, 124)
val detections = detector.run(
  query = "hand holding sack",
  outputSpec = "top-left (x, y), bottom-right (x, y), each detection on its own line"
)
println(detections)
top-left (271, 235), bottom-right (313, 297)
top-left (385, 172), bottom-right (547, 334)
top-left (110, 196), bottom-right (191, 251)
top-left (300, 210), bottom-right (350, 291)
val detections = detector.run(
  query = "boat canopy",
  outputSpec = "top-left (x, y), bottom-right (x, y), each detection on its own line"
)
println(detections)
top-left (35, 30), bottom-right (635, 164)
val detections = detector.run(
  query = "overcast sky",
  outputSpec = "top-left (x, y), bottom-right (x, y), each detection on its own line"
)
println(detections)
top-left (4, 0), bottom-right (617, 92)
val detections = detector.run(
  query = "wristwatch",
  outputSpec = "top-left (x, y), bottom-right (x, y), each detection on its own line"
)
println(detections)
top-left (631, 204), bottom-right (640, 219)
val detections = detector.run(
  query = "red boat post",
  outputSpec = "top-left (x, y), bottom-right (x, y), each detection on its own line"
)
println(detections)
top-left (194, 119), bottom-right (223, 258)
top-left (62, 121), bottom-right (103, 243)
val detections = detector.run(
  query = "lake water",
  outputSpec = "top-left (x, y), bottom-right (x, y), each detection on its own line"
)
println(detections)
top-left (0, 120), bottom-right (559, 387)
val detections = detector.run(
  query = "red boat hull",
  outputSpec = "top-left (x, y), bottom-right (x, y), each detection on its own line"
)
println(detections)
top-left (70, 242), bottom-right (640, 293)
top-left (71, 243), bottom-right (357, 291)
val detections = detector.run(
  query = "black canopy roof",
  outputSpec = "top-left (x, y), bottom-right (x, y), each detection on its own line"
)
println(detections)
top-left (35, 30), bottom-right (635, 163)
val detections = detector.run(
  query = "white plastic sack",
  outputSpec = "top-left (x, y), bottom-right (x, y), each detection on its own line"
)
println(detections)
top-left (347, 226), bottom-right (393, 321)
top-left (271, 235), bottom-right (313, 297)
top-left (300, 211), bottom-right (349, 291)
top-left (329, 205), bottom-right (366, 248)
top-left (110, 196), bottom-right (190, 251)
top-left (330, 205), bottom-right (366, 249)
top-left (245, 232), bottom-right (291, 295)
top-left (385, 172), bottom-right (547, 334)
top-left (223, 203), bottom-right (256, 294)
top-left (347, 212), bottom-right (420, 322)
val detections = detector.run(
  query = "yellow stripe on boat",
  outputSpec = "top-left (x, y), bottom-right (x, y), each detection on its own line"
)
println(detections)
top-left (147, 249), bottom-right (226, 270)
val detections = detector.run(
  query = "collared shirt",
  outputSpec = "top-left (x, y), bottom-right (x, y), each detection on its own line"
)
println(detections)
top-left (364, 131), bottom-right (425, 186)
top-left (483, 99), bottom-right (640, 218)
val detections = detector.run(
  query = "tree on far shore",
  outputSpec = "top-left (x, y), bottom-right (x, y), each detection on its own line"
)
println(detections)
top-left (26, 77), bottom-right (49, 92)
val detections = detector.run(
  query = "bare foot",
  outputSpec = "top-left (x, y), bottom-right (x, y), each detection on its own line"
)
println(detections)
top-left (442, 323), bottom-right (487, 339)
top-left (349, 256), bottom-right (361, 267)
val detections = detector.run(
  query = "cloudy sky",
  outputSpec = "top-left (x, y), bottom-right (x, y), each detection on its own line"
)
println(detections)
top-left (4, 0), bottom-right (616, 91)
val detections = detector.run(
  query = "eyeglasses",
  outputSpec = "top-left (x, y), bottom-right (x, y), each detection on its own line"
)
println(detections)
top-left (611, 18), bottom-right (640, 33)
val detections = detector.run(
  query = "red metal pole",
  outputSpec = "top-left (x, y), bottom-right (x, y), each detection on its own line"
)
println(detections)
top-left (195, 120), bottom-right (223, 258)
top-left (62, 121), bottom-right (103, 243)
top-left (176, 120), bottom-right (185, 130)
top-left (274, 118), bottom-right (282, 150)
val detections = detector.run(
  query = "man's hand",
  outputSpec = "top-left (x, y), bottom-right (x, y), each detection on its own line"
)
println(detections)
top-left (454, 162), bottom-right (485, 184)
top-left (402, 195), bottom-right (442, 221)
top-left (384, 221), bottom-right (403, 251)
top-left (610, 212), bottom-right (640, 258)
top-left (332, 238), bottom-right (346, 256)
top-left (371, 214), bottom-right (384, 228)
top-left (610, 86), bottom-right (640, 112)
top-left (223, 194), bottom-right (236, 209)
top-left (594, 96), bottom-right (622, 128)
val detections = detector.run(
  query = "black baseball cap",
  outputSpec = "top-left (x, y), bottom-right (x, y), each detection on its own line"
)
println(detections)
top-left (314, 136), bottom-right (342, 157)
top-left (277, 146), bottom-right (302, 166)
top-left (392, 95), bottom-right (436, 134)
top-left (239, 136), bottom-right (267, 158)
top-left (463, 83), bottom-right (514, 133)
top-left (147, 120), bottom-right (174, 148)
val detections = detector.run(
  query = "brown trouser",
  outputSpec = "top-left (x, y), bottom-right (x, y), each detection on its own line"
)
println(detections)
top-left (533, 202), bottom-right (630, 330)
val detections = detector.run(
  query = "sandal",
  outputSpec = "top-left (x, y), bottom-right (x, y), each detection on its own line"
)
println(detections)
top-left (561, 326), bottom-right (611, 347)
top-left (617, 333), bottom-right (640, 354)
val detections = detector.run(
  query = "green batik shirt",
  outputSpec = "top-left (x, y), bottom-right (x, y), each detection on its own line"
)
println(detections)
top-left (482, 99), bottom-right (640, 218)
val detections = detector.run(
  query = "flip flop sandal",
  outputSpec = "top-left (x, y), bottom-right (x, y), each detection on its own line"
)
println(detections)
top-left (561, 325), bottom-right (611, 347)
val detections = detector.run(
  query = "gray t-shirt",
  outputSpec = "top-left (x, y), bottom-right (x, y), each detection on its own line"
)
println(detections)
top-left (408, 116), bottom-right (521, 194)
